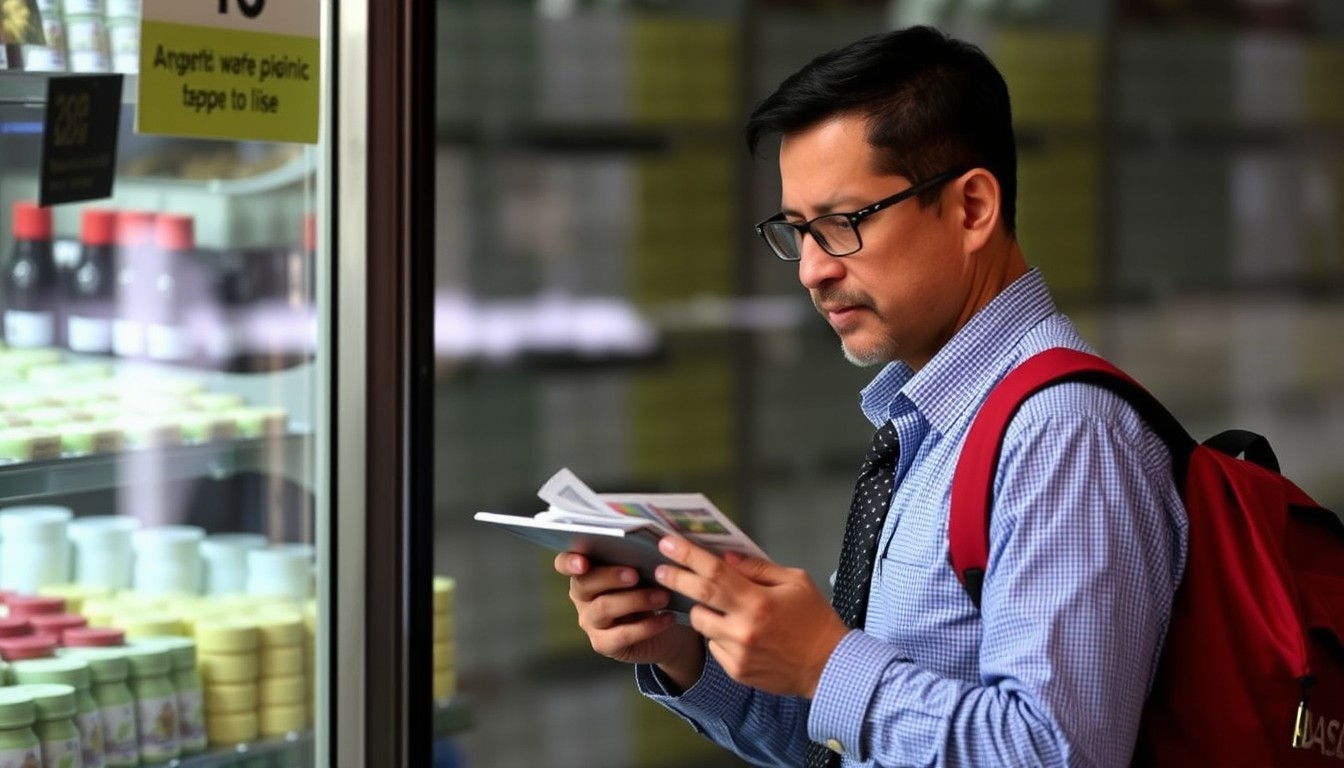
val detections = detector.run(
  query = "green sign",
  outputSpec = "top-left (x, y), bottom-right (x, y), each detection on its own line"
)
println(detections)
top-left (137, 0), bottom-right (320, 144)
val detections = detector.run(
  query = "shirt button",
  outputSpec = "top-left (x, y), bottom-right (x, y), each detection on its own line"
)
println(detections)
top-left (826, 738), bottom-right (845, 754)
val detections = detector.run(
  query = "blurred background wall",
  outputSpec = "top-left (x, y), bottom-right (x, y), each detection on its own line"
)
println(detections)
top-left (430, 1), bottom-right (1344, 766)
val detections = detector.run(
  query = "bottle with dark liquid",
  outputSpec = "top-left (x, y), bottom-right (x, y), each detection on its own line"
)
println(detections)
top-left (145, 213), bottom-right (194, 364)
top-left (64, 208), bottom-right (118, 355)
top-left (3, 200), bottom-right (59, 349)
top-left (111, 210), bottom-right (156, 360)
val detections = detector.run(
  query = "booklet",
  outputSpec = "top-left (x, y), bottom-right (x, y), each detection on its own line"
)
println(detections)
top-left (474, 468), bottom-right (767, 615)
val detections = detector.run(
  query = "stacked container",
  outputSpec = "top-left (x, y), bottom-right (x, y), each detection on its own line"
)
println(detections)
top-left (57, 646), bottom-right (138, 768)
top-left (62, 0), bottom-right (111, 73)
top-left (10, 683), bottom-right (81, 768)
top-left (131, 526), bottom-right (204, 596)
top-left (254, 612), bottom-right (306, 738)
top-left (0, 506), bottom-right (72, 593)
top-left (433, 576), bottom-right (456, 700)
top-left (193, 619), bottom-right (259, 746)
top-left (68, 516), bottom-right (139, 592)
top-left (10, 656), bottom-right (106, 768)
top-left (0, 689), bottom-right (40, 767)
top-left (199, 533), bottom-right (267, 596)
top-left (120, 645), bottom-right (179, 764)
top-left (245, 546), bottom-right (312, 601)
top-left (131, 637), bottom-right (206, 756)
top-left (105, 0), bottom-right (138, 74)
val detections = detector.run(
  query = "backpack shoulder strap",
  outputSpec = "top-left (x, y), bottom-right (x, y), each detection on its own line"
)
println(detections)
top-left (949, 348), bottom-right (1195, 610)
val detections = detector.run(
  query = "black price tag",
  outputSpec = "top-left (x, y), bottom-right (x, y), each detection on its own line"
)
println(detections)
top-left (39, 74), bottom-right (123, 206)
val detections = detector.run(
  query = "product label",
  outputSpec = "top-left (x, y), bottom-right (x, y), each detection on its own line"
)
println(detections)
top-left (0, 745), bottom-right (41, 768)
top-left (67, 315), bottom-right (113, 353)
top-left (4, 310), bottom-right (56, 348)
top-left (145, 324), bottom-right (190, 362)
top-left (175, 688), bottom-right (206, 751)
top-left (40, 734), bottom-right (80, 768)
top-left (99, 701), bottom-right (138, 765)
top-left (69, 51), bottom-right (112, 74)
top-left (63, 0), bottom-right (104, 14)
top-left (111, 319), bottom-right (143, 357)
top-left (134, 694), bottom-right (179, 761)
top-left (105, 0), bottom-right (141, 17)
top-left (77, 709), bottom-right (106, 768)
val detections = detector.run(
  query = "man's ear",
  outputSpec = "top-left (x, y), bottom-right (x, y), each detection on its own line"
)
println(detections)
top-left (957, 169), bottom-right (1001, 253)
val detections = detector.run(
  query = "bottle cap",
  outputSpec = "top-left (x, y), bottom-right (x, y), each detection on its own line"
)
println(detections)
top-left (28, 613), bottom-right (88, 636)
top-left (63, 627), bottom-right (125, 648)
top-left (156, 213), bottom-right (195, 252)
top-left (0, 689), bottom-right (36, 729)
top-left (0, 618), bottom-right (32, 638)
top-left (80, 208), bottom-right (117, 247)
top-left (116, 211), bottom-right (156, 247)
top-left (12, 201), bottom-right (52, 241)
top-left (0, 635), bottom-right (57, 661)
top-left (5, 595), bottom-right (66, 618)
top-left (10, 683), bottom-right (76, 720)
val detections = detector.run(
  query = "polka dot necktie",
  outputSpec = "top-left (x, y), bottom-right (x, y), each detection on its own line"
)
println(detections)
top-left (802, 421), bottom-right (900, 768)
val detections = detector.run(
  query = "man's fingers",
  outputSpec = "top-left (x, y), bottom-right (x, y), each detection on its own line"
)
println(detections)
top-left (567, 564), bottom-right (640, 602)
top-left (655, 536), bottom-right (738, 612)
top-left (554, 552), bottom-right (590, 576)
top-left (583, 587), bottom-right (672, 630)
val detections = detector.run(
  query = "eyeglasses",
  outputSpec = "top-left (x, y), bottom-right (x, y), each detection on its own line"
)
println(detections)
top-left (754, 169), bottom-right (966, 262)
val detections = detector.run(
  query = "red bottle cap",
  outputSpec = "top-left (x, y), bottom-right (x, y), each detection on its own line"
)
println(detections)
top-left (12, 201), bottom-right (53, 241)
top-left (156, 213), bottom-right (195, 253)
top-left (62, 627), bottom-right (125, 648)
top-left (80, 208), bottom-right (118, 247)
top-left (5, 595), bottom-right (66, 618)
top-left (0, 635), bottom-right (56, 661)
top-left (29, 613), bottom-right (87, 635)
top-left (0, 618), bottom-right (32, 638)
top-left (303, 213), bottom-right (317, 252)
top-left (116, 210), bottom-right (157, 248)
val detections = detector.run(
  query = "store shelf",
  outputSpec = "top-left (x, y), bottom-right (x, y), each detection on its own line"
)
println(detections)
top-left (0, 432), bottom-right (314, 503)
top-left (0, 72), bottom-right (138, 106)
top-left (177, 732), bottom-right (312, 768)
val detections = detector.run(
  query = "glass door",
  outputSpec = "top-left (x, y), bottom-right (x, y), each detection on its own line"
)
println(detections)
top-left (0, 1), bottom-right (331, 765)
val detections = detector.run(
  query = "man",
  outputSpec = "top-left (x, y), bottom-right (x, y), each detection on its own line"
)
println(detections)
top-left (555, 26), bottom-right (1188, 767)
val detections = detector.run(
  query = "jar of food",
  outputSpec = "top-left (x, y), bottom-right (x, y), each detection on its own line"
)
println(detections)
top-left (0, 688), bottom-right (40, 768)
top-left (9, 683), bottom-right (80, 768)
top-left (11, 657), bottom-right (105, 768)
top-left (57, 649), bottom-right (135, 768)
top-left (130, 637), bottom-right (205, 754)
top-left (119, 645), bottom-right (179, 764)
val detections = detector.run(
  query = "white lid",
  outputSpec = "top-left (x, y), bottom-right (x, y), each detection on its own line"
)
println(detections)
top-left (132, 525), bottom-right (205, 558)
top-left (68, 515), bottom-right (140, 547)
top-left (0, 505), bottom-right (72, 542)
top-left (201, 533), bottom-right (268, 557)
top-left (246, 548), bottom-right (312, 581)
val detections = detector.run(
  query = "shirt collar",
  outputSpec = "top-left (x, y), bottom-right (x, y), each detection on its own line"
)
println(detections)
top-left (858, 268), bottom-right (1057, 433)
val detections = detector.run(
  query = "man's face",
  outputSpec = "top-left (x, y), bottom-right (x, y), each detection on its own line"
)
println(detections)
top-left (778, 115), bottom-right (965, 369)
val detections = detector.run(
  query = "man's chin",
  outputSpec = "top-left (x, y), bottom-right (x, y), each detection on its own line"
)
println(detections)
top-left (839, 340), bottom-right (891, 368)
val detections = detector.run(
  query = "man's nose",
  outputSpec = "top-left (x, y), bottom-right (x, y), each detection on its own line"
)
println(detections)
top-left (797, 236), bottom-right (844, 290)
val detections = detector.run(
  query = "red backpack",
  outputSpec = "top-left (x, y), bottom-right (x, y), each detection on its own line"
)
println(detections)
top-left (949, 348), bottom-right (1344, 766)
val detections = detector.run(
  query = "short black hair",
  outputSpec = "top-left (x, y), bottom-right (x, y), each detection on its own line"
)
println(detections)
top-left (745, 26), bottom-right (1018, 234)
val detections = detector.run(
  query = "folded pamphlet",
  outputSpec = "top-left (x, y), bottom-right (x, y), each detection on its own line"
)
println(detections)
top-left (474, 467), bottom-right (767, 614)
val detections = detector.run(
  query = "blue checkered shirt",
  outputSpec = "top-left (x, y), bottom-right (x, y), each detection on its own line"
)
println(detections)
top-left (637, 269), bottom-right (1189, 767)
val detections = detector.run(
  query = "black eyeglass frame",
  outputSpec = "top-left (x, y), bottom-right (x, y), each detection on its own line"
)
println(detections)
top-left (754, 168), bottom-right (968, 261)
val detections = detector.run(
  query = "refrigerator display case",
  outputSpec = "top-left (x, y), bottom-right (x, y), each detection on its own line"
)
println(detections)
top-left (0, 0), bottom-right (448, 766)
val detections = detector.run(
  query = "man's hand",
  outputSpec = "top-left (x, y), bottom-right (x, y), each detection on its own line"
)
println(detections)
top-left (555, 552), bottom-right (705, 690)
top-left (653, 537), bottom-right (850, 699)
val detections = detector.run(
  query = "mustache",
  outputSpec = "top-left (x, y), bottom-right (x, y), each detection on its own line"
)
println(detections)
top-left (812, 288), bottom-right (875, 314)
